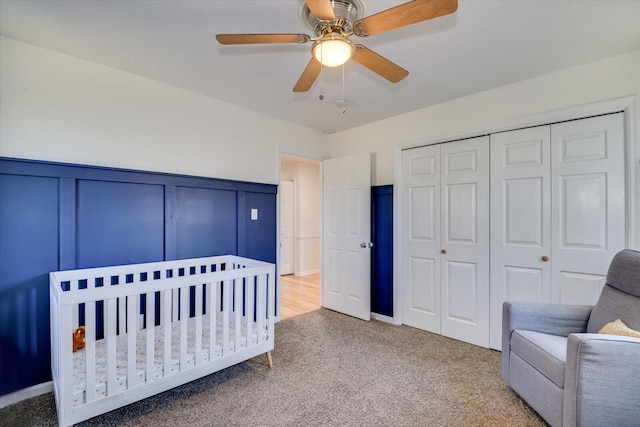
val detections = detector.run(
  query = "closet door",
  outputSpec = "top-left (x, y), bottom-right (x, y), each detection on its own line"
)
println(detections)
top-left (401, 144), bottom-right (441, 333)
top-left (401, 138), bottom-right (490, 345)
top-left (440, 137), bottom-right (490, 347)
top-left (550, 113), bottom-right (626, 305)
top-left (489, 126), bottom-right (551, 350)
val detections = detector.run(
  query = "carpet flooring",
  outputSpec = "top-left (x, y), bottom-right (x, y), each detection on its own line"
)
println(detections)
top-left (0, 309), bottom-right (547, 426)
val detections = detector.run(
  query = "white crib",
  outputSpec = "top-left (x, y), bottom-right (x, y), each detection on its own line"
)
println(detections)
top-left (50, 255), bottom-right (275, 427)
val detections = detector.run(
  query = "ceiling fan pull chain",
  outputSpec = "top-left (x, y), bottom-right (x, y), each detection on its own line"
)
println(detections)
top-left (341, 64), bottom-right (346, 114)
top-left (319, 44), bottom-right (325, 101)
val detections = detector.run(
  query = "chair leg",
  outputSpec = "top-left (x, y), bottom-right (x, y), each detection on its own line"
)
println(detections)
top-left (266, 351), bottom-right (273, 368)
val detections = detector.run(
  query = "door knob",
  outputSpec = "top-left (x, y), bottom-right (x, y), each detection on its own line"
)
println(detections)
top-left (360, 242), bottom-right (374, 248)
top-left (541, 256), bottom-right (549, 262)
top-left (441, 249), bottom-right (447, 254)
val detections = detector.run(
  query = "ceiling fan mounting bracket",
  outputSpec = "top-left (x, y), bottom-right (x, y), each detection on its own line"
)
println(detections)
top-left (298, 0), bottom-right (368, 36)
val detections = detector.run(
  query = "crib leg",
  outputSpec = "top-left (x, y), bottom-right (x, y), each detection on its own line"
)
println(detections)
top-left (266, 351), bottom-right (273, 368)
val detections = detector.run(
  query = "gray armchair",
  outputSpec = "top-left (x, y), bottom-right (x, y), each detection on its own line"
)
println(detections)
top-left (502, 249), bottom-right (640, 427)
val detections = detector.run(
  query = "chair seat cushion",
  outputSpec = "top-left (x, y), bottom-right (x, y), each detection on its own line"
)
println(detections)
top-left (511, 330), bottom-right (567, 388)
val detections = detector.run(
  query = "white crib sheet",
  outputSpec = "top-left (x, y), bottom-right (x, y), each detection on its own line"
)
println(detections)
top-left (72, 312), bottom-right (266, 405)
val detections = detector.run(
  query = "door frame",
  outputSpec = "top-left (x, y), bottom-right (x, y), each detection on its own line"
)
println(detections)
top-left (394, 95), bottom-right (638, 327)
top-left (277, 148), bottom-right (325, 321)
top-left (279, 178), bottom-right (295, 276)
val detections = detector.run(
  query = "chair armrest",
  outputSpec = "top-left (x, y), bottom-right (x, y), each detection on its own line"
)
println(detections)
top-left (501, 302), bottom-right (592, 385)
top-left (563, 333), bottom-right (640, 427)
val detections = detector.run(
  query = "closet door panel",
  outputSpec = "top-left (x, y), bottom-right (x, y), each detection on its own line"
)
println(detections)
top-left (490, 126), bottom-right (551, 350)
top-left (441, 137), bottom-right (490, 347)
top-left (401, 145), bottom-right (441, 333)
top-left (551, 113), bottom-right (625, 305)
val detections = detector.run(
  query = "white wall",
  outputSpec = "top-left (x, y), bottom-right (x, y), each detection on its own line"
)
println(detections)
top-left (327, 49), bottom-right (640, 187)
top-left (280, 157), bottom-right (320, 275)
top-left (0, 37), bottom-right (328, 184)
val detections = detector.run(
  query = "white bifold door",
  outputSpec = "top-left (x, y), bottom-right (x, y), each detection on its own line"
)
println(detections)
top-left (322, 153), bottom-right (372, 321)
top-left (489, 113), bottom-right (626, 349)
top-left (401, 137), bottom-right (490, 347)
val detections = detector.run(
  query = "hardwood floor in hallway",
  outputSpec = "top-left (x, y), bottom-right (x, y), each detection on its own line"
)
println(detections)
top-left (280, 273), bottom-right (320, 320)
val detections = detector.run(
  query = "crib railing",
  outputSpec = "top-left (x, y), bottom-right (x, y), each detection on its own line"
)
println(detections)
top-left (50, 255), bottom-right (275, 425)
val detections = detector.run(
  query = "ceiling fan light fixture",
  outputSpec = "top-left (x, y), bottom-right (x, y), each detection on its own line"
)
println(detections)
top-left (313, 35), bottom-right (354, 67)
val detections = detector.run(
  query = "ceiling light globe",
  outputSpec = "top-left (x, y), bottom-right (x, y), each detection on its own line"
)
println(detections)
top-left (313, 38), bottom-right (354, 67)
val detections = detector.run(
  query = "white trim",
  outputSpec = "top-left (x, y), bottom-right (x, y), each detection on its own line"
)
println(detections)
top-left (294, 269), bottom-right (320, 276)
top-left (371, 312), bottom-right (395, 324)
top-left (392, 144), bottom-right (403, 326)
top-left (398, 95), bottom-right (638, 151)
top-left (624, 98), bottom-right (639, 249)
top-left (295, 234), bottom-right (321, 240)
top-left (394, 95), bottom-right (639, 330)
top-left (0, 381), bottom-right (53, 409)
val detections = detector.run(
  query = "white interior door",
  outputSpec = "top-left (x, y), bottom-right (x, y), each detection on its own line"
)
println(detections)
top-left (489, 126), bottom-right (552, 350)
top-left (550, 113), bottom-right (626, 305)
top-left (401, 144), bottom-right (441, 333)
top-left (280, 180), bottom-right (294, 275)
top-left (440, 137), bottom-right (490, 347)
top-left (322, 153), bottom-right (371, 321)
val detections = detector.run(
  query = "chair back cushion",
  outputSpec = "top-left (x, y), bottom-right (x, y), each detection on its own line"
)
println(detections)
top-left (587, 249), bottom-right (640, 333)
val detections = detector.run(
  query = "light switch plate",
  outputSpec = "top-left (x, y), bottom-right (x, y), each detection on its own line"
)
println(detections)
top-left (250, 209), bottom-right (258, 220)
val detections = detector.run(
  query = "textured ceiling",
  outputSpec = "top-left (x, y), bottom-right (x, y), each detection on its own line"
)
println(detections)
top-left (1, 0), bottom-right (640, 133)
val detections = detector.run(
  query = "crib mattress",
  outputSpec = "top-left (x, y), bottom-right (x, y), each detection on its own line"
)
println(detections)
top-left (72, 312), bottom-right (266, 405)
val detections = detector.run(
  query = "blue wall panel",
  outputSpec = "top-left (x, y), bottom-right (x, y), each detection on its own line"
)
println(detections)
top-left (0, 157), bottom-right (277, 396)
top-left (0, 175), bottom-right (60, 394)
top-left (371, 185), bottom-right (393, 317)
top-left (244, 192), bottom-right (277, 264)
top-left (76, 180), bottom-right (165, 268)
top-left (175, 186), bottom-right (237, 259)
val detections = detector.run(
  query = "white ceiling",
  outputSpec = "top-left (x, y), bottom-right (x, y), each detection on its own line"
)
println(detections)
top-left (1, 0), bottom-right (640, 133)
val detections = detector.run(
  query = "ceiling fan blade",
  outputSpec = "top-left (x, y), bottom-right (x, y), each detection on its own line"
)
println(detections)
top-left (216, 34), bottom-right (310, 45)
top-left (305, 0), bottom-right (335, 21)
top-left (354, 0), bottom-right (458, 37)
top-left (352, 45), bottom-right (408, 83)
top-left (293, 58), bottom-right (322, 92)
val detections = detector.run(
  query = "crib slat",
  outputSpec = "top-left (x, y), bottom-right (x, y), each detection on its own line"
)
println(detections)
top-left (60, 306), bottom-right (74, 418)
top-left (85, 301), bottom-right (96, 403)
top-left (145, 292), bottom-right (154, 383)
top-left (222, 280), bottom-right (230, 356)
top-left (247, 276), bottom-right (254, 348)
top-left (257, 274), bottom-right (265, 343)
top-left (127, 295), bottom-right (137, 389)
top-left (195, 284), bottom-right (203, 366)
top-left (180, 286), bottom-right (188, 370)
top-left (163, 289), bottom-right (172, 377)
top-left (106, 298), bottom-right (117, 396)
top-left (208, 282), bottom-right (217, 358)
top-left (268, 272), bottom-right (275, 341)
top-left (234, 279), bottom-right (242, 350)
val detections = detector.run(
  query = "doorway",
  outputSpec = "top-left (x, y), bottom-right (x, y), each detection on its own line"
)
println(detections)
top-left (279, 154), bottom-right (321, 319)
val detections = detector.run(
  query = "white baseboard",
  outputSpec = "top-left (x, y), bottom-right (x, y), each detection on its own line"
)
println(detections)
top-left (0, 381), bottom-right (53, 409)
top-left (294, 269), bottom-right (319, 276)
top-left (371, 312), bottom-right (395, 324)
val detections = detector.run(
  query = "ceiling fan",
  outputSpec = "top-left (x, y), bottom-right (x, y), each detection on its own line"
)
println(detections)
top-left (216, 0), bottom-right (458, 92)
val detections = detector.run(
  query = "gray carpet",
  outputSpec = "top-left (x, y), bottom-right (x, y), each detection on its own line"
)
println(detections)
top-left (0, 309), bottom-right (546, 426)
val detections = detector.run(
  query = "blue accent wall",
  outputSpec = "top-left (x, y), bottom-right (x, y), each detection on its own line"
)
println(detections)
top-left (371, 185), bottom-right (393, 317)
top-left (0, 157), bottom-right (277, 396)
top-left (174, 186), bottom-right (237, 260)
